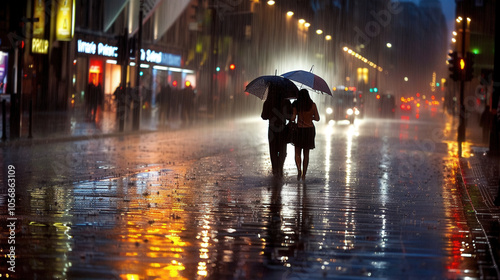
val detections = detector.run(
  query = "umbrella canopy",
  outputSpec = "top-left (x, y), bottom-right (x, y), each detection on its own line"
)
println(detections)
top-left (245, 75), bottom-right (299, 100)
top-left (281, 70), bottom-right (332, 96)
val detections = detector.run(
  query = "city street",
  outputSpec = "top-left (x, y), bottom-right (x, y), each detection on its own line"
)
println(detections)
top-left (0, 110), bottom-right (490, 279)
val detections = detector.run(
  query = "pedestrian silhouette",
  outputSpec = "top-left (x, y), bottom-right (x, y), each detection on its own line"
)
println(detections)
top-left (182, 85), bottom-right (196, 126)
top-left (261, 84), bottom-right (292, 177)
top-left (157, 82), bottom-right (172, 126)
top-left (86, 74), bottom-right (103, 121)
top-left (291, 89), bottom-right (319, 181)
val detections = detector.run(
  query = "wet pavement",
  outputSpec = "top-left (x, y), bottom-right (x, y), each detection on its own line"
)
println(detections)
top-left (1, 106), bottom-right (500, 279)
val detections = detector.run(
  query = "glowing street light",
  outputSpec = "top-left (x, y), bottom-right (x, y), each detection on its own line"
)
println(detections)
top-left (287, 11), bottom-right (294, 17)
top-left (316, 29), bottom-right (323, 35)
top-left (304, 22), bottom-right (310, 28)
top-left (386, 42), bottom-right (392, 48)
top-left (325, 35), bottom-right (332, 40)
top-left (267, 0), bottom-right (275, 5)
top-left (298, 19), bottom-right (305, 25)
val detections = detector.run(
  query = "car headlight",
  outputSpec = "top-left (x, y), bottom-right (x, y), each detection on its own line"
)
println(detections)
top-left (326, 107), bottom-right (333, 114)
top-left (346, 108), bottom-right (353, 115)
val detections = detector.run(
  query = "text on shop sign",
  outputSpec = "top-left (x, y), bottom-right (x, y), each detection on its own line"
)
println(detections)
top-left (140, 49), bottom-right (181, 67)
top-left (77, 40), bottom-right (118, 58)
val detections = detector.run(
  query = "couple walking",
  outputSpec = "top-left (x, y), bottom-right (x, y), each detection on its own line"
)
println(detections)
top-left (261, 86), bottom-right (320, 180)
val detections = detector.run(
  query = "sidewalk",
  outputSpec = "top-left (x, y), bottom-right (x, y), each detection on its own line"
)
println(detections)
top-left (0, 106), bottom-right (194, 146)
top-left (457, 113), bottom-right (500, 277)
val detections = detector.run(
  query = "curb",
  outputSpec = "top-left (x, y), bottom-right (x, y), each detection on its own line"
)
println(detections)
top-left (0, 128), bottom-right (159, 147)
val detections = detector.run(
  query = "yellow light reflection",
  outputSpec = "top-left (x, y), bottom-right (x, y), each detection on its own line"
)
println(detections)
top-left (118, 167), bottom-right (190, 280)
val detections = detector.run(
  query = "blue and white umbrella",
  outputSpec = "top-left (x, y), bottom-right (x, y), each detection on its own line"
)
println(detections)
top-left (281, 70), bottom-right (332, 96)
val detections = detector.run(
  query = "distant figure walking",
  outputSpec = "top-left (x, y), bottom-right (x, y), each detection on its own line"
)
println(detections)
top-left (291, 89), bottom-right (319, 181)
top-left (157, 82), bottom-right (172, 125)
top-left (182, 85), bottom-right (196, 125)
top-left (261, 84), bottom-right (292, 177)
top-left (86, 74), bottom-right (103, 121)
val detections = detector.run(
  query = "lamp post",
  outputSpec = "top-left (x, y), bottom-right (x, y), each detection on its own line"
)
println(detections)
top-left (457, 14), bottom-right (469, 157)
top-left (133, 0), bottom-right (143, 131)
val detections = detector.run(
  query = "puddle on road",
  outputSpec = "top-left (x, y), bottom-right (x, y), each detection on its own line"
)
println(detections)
top-left (10, 160), bottom-right (271, 279)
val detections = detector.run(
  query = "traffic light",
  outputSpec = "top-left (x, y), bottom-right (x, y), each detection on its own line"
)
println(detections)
top-left (465, 51), bottom-right (475, 81)
top-left (448, 51), bottom-right (459, 81)
top-left (229, 63), bottom-right (236, 71)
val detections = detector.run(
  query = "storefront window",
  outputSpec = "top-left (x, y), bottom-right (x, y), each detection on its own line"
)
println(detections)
top-left (0, 51), bottom-right (8, 94)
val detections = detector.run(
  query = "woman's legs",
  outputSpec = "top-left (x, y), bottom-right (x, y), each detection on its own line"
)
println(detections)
top-left (302, 149), bottom-right (310, 180)
top-left (295, 146), bottom-right (302, 180)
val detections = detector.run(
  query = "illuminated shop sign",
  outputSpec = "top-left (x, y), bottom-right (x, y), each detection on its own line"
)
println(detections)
top-left (33, 0), bottom-right (45, 38)
top-left (0, 51), bottom-right (8, 94)
top-left (140, 49), bottom-right (181, 67)
top-left (56, 0), bottom-right (75, 41)
top-left (77, 40), bottom-right (118, 58)
top-left (32, 38), bottom-right (49, 54)
top-left (77, 39), bottom-right (181, 67)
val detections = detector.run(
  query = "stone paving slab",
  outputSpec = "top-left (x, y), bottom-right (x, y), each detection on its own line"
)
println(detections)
top-left (459, 146), bottom-right (500, 278)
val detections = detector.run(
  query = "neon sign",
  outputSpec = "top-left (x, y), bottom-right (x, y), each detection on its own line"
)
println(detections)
top-left (77, 40), bottom-right (118, 58)
top-left (77, 39), bottom-right (181, 66)
top-left (140, 49), bottom-right (181, 67)
top-left (32, 38), bottom-right (49, 54)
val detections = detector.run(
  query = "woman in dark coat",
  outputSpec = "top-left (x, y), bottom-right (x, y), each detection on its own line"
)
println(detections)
top-left (261, 84), bottom-right (292, 177)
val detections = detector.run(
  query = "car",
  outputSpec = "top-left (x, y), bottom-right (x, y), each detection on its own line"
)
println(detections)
top-left (377, 94), bottom-right (396, 118)
top-left (324, 88), bottom-right (359, 124)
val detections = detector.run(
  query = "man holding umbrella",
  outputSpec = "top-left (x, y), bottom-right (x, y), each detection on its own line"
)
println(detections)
top-left (261, 84), bottom-right (293, 178)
